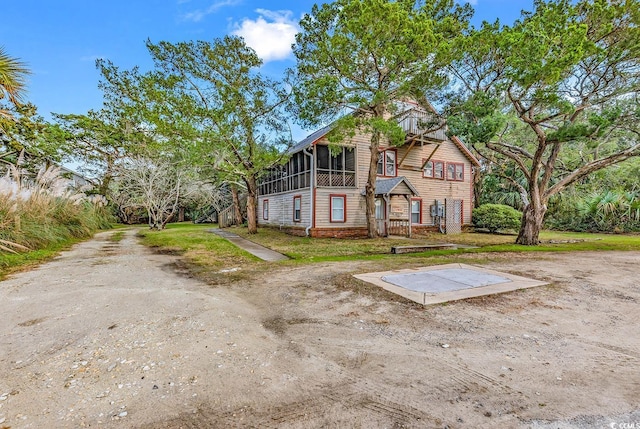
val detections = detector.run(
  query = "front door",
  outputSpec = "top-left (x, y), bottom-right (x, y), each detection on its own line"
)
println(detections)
top-left (375, 198), bottom-right (386, 236)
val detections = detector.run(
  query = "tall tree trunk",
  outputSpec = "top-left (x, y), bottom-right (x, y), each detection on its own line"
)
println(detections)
top-left (365, 131), bottom-right (381, 238)
top-left (161, 181), bottom-right (181, 230)
top-left (148, 208), bottom-right (156, 230)
top-left (473, 167), bottom-right (483, 208)
top-left (516, 202), bottom-right (547, 245)
top-left (246, 176), bottom-right (258, 234)
top-left (231, 186), bottom-right (242, 226)
top-left (98, 157), bottom-right (115, 197)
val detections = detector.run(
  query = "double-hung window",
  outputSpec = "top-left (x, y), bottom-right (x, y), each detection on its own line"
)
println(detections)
top-left (330, 195), bottom-right (346, 223)
top-left (293, 196), bottom-right (301, 222)
top-left (411, 199), bottom-right (422, 224)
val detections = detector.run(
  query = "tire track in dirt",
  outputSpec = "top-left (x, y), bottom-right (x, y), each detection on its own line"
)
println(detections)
top-left (140, 378), bottom-right (440, 429)
top-left (264, 315), bottom-right (524, 425)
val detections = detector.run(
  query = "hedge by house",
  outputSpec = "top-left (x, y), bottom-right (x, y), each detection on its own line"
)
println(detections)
top-left (473, 204), bottom-right (522, 233)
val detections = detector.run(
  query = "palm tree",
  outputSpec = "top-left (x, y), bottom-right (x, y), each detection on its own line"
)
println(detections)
top-left (0, 46), bottom-right (30, 118)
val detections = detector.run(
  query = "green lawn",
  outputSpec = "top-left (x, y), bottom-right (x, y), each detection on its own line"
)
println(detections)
top-left (137, 223), bottom-right (640, 266)
top-left (3, 222), bottom-right (639, 282)
top-left (232, 226), bottom-right (640, 261)
top-left (129, 224), bottom-right (640, 285)
top-left (136, 223), bottom-right (264, 284)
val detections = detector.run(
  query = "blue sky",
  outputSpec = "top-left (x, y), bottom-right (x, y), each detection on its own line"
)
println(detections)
top-left (2, 0), bottom-right (532, 140)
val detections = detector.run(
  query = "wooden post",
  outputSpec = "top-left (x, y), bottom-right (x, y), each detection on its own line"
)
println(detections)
top-left (406, 195), bottom-right (412, 238)
top-left (384, 195), bottom-right (390, 237)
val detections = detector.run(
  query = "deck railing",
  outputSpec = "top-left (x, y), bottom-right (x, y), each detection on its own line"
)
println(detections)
top-left (396, 108), bottom-right (447, 141)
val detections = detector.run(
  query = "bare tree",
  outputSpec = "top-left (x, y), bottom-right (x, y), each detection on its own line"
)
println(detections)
top-left (115, 158), bottom-right (189, 230)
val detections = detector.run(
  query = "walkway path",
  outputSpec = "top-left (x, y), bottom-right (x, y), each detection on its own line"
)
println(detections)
top-left (209, 228), bottom-right (288, 262)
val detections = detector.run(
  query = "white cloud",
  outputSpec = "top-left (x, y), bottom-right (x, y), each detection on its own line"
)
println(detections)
top-left (182, 0), bottom-right (240, 22)
top-left (232, 9), bottom-right (299, 63)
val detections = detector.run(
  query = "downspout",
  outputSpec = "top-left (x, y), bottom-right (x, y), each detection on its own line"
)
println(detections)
top-left (303, 147), bottom-right (314, 237)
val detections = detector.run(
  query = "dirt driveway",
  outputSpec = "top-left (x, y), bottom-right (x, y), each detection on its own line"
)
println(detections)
top-left (0, 229), bottom-right (638, 428)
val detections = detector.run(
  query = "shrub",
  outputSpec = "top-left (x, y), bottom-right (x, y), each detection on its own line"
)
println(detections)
top-left (473, 203), bottom-right (522, 233)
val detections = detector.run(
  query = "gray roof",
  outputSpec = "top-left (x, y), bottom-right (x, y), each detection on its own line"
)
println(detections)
top-left (288, 123), bottom-right (335, 154)
top-left (361, 176), bottom-right (419, 197)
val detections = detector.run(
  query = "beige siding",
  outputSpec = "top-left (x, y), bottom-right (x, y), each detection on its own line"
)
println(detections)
top-left (354, 135), bottom-right (374, 189)
top-left (268, 123), bottom-right (476, 231)
top-left (349, 131), bottom-right (474, 225)
top-left (258, 191), bottom-right (311, 228)
top-left (389, 195), bottom-right (411, 220)
top-left (314, 188), bottom-right (367, 229)
top-left (394, 139), bottom-right (474, 224)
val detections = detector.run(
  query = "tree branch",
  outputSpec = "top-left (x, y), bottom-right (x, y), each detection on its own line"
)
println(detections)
top-left (545, 143), bottom-right (640, 199)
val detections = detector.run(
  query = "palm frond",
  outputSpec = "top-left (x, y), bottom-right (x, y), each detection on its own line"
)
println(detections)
top-left (0, 46), bottom-right (30, 105)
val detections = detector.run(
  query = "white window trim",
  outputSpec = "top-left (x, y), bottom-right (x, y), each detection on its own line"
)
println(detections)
top-left (330, 195), bottom-right (346, 223)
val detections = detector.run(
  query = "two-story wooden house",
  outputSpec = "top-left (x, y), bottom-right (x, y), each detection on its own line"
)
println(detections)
top-left (257, 104), bottom-right (479, 238)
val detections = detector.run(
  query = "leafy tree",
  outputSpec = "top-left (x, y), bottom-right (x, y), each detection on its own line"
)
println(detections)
top-left (98, 36), bottom-right (291, 233)
top-left (293, 0), bottom-right (471, 238)
top-left (0, 46), bottom-right (28, 162)
top-left (0, 103), bottom-right (61, 168)
top-left (448, 0), bottom-right (640, 244)
top-left (50, 109), bottom-right (149, 196)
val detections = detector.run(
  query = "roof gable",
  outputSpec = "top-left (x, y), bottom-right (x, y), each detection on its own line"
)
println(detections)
top-left (287, 105), bottom-right (480, 168)
top-left (362, 176), bottom-right (419, 197)
top-left (450, 136), bottom-right (480, 167)
top-left (287, 123), bottom-right (334, 154)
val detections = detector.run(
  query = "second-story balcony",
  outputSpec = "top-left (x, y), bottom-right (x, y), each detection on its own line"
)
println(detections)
top-left (395, 108), bottom-right (448, 144)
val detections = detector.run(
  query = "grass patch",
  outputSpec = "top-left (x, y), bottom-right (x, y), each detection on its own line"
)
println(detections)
top-left (233, 227), bottom-right (640, 261)
top-left (132, 224), bottom-right (640, 286)
top-left (135, 225), bottom-right (640, 265)
top-left (0, 236), bottom-right (88, 281)
top-left (233, 227), bottom-right (463, 262)
top-left (137, 223), bottom-right (263, 284)
top-left (109, 231), bottom-right (126, 243)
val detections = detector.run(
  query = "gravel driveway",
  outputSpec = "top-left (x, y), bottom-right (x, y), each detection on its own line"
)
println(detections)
top-left (1, 229), bottom-right (638, 428)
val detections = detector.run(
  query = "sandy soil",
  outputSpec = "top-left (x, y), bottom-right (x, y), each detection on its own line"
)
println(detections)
top-left (0, 229), bottom-right (639, 428)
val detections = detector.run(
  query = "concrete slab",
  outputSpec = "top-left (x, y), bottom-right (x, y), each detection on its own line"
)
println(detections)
top-left (209, 229), bottom-right (288, 262)
top-left (354, 263), bottom-right (548, 305)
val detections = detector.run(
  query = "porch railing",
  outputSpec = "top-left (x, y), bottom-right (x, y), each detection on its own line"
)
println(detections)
top-left (388, 220), bottom-right (410, 237)
top-left (316, 170), bottom-right (356, 187)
